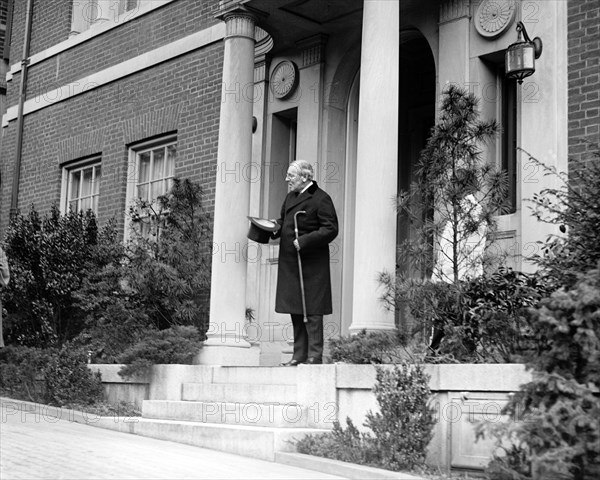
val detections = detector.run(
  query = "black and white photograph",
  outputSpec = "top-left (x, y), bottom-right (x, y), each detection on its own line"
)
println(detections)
top-left (0, 0), bottom-right (598, 479)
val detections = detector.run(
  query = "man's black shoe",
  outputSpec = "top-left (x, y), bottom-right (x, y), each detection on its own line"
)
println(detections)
top-left (281, 359), bottom-right (304, 366)
top-left (305, 357), bottom-right (322, 365)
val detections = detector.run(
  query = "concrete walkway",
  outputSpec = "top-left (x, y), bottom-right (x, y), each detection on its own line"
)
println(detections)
top-left (0, 402), bottom-right (346, 480)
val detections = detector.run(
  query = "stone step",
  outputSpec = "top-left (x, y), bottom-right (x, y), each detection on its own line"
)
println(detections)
top-left (211, 366), bottom-right (297, 385)
top-left (182, 382), bottom-right (297, 404)
top-left (142, 400), bottom-right (329, 428)
top-left (123, 417), bottom-right (329, 462)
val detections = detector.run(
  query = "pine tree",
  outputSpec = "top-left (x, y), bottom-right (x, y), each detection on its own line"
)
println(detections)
top-left (379, 85), bottom-right (509, 352)
top-left (397, 84), bottom-right (509, 282)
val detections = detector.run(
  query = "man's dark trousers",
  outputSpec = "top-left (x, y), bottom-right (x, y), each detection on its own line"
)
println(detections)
top-left (290, 314), bottom-right (323, 362)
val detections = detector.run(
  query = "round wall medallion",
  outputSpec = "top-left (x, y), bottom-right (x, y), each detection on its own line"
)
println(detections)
top-left (270, 60), bottom-right (299, 100)
top-left (475, 0), bottom-right (516, 39)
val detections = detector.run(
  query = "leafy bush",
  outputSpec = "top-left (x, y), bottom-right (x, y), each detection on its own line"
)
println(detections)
top-left (380, 268), bottom-right (549, 363)
top-left (72, 178), bottom-right (212, 362)
top-left (329, 329), bottom-right (409, 364)
top-left (365, 365), bottom-right (436, 470)
top-left (126, 178), bottom-right (212, 331)
top-left (0, 346), bottom-right (103, 407)
top-left (71, 262), bottom-right (151, 363)
top-left (1, 178), bottom-right (212, 360)
top-left (118, 326), bottom-right (204, 378)
top-left (65, 400), bottom-right (141, 418)
top-left (1, 206), bottom-right (119, 347)
top-left (433, 269), bottom-right (548, 363)
top-left (0, 345), bottom-right (55, 403)
top-left (43, 347), bottom-right (104, 407)
top-left (482, 267), bottom-right (600, 479)
top-left (295, 418), bottom-right (376, 466)
top-left (480, 148), bottom-right (600, 479)
top-left (296, 364), bottom-right (435, 472)
top-left (528, 148), bottom-right (600, 291)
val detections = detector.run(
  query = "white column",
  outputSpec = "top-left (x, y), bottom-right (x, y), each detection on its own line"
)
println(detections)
top-left (349, 0), bottom-right (399, 333)
top-left (197, 8), bottom-right (260, 365)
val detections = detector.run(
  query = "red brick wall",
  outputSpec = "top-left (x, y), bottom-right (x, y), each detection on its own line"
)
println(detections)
top-left (6, 0), bottom-right (220, 107)
top-left (0, 0), bottom-right (8, 54)
top-left (568, 0), bottom-right (600, 171)
top-left (7, 0), bottom-right (71, 67)
top-left (0, 0), bottom-right (224, 236)
top-left (1, 45), bottom-right (223, 232)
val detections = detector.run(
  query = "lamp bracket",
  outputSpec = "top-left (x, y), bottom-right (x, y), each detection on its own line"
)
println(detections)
top-left (516, 21), bottom-right (543, 59)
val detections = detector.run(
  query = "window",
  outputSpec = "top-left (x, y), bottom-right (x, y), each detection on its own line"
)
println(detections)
top-left (133, 140), bottom-right (176, 204)
top-left (501, 69), bottom-right (518, 213)
top-left (126, 137), bottom-right (177, 239)
top-left (482, 54), bottom-right (519, 215)
top-left (70, 0), bottom-right (139, 36)
top-left (62, 159), bottom-right (102, 214)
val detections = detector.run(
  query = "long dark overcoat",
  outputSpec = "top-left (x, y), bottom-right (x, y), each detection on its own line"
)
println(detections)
top-left (273, 182), bottom-right (338, 315)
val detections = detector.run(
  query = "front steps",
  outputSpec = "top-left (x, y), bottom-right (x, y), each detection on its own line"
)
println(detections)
top-left (143, 401), bottom-right (314, 428)
top-left (124, 417), bottom-right (324, 461)
top-left (181, 382), bottom-right (298, 404)
top-left (137, 366), bottom-right (332, 461)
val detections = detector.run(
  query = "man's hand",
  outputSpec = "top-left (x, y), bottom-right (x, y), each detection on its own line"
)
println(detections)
top-left (293, 239), bottom-right (300, 251)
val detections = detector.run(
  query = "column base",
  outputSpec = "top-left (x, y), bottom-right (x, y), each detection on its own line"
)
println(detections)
top-left (195, 344), bottom-right (261, 366)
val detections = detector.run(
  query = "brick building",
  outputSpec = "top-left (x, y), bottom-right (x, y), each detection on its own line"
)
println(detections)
top-left (0, 0), bottom-right (598, 370)
top-left (567, 0), bottom-right (599, 172)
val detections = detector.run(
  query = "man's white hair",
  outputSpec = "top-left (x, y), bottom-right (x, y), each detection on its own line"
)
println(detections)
top-left (289, 160), bottom-right (314, 181)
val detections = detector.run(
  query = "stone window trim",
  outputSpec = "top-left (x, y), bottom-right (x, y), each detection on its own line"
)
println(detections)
top-left (6, 0), bottom-right (176, 82)
top-left (61, 157), bottom-right (102, 215)
top-left (70, 0), bottom-right (139, 38)
top-left (125, 135), bottom-right (177, 241)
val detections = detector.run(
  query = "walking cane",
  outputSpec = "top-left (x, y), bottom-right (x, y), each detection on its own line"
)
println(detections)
top-left (293, 211), bottom-right (308, 323)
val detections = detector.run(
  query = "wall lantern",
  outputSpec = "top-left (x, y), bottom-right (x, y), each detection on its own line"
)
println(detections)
top-left (505, 21), bottom-right (543, 84)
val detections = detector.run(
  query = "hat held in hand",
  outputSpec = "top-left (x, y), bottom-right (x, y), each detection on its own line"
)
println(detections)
top-left (247, 217), bottom-right (280, 244)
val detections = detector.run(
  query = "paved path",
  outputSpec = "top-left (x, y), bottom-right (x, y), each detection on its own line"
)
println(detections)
top-left (0, 403), bottom-right (346, 480)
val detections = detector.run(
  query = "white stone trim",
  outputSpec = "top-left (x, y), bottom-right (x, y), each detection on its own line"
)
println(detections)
top-left (2, 23), bottom-right (226, 127)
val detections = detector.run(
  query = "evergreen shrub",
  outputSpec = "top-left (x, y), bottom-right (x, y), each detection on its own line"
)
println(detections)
top-left (0, 346), bottom-right (55, 403)
top-left (0, 346), bottom-right (103, 407)
top-left (329, 329), bottom-right (408, 364)
top-left (295, 364), bottom-right (435, 472)
top-left (43, 347), bottom-right (104, 407)
top-left (1, 206), bottom-right (118, 347)
top-left (118, 326), bottom-right (204, 378)
top-left (480, 148), bottom-right (600, 479)
top-left (482, 267), bottom-right (600, 480)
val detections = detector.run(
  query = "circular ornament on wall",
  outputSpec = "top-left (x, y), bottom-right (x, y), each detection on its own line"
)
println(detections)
top-left (270, 60), bottom-right (299, 100)
top-left (475, 0), bottom-right (516, 39)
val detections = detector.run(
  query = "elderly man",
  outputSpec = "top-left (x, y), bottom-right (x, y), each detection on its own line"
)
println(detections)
top-left (272, 160), bottom-right (338, 366)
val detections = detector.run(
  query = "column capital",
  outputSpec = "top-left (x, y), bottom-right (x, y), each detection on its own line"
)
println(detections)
top-left (439, 0), bottom-right (470, 24)
top-left (216, 4), bottom-right (267, 40)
